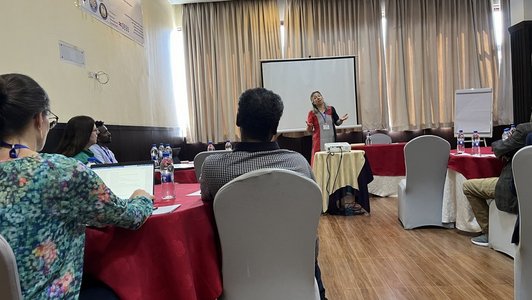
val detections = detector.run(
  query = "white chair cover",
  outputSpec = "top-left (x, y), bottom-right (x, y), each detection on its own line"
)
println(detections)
top-left (370, 133), bottom-right (392, 144)
top-left (214, 168), bottom-right (321, 300)
top-left (398, 135), bottom-right (452, 229)
top-left (0, 234), bottom-right (22, 300)
top-left (488, 199), bottom-right (516, 257)
top-left (193, 150), bottom-right (231, 181)
top-left (512, 145), bottom-right (532, 300)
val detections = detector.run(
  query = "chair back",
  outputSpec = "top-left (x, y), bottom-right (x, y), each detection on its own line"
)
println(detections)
top-left (398, 135), bottom-right (450, 229)
top-left (0, 234), bottom-right (22, 300)
top-left (214, 168), bottom-right (322, 300)
top-left (370, 133), bottom-right (392, 144)
top-left (193, 150), bottom-right (231, 181)
top-left (512, 145), bottom-right (532, 300)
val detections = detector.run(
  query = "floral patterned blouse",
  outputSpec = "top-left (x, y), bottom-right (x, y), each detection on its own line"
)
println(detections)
top-left (0, 153), bottom-right (153, 299)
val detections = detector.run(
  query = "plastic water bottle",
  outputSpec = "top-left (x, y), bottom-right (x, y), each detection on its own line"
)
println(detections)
top-left (150, 144), bottom-right (159, 167)
top-left (457, 129), bottom-right (465, 154)
top-left (509, 124), bottom-right (516, 137)
top-left (224, 140), bottom-right (232, 151)
top-left (365, 131), bottom-right (372, 145)
top-left (158, 143), bottom-right (165, 163)
top-left (207, 141), bottom-right (215, 151)
top-left (160, 151), bottom-right (175, 200)
top-left (165, 144), bottom-right (173, 159)
top-left (502, 128), bottom-right (510, 141)
top-left (472, 130), bottom-right (481, 156)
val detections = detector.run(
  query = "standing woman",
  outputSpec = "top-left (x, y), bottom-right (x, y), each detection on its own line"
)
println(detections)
top-left (0, 73), bottom-right (153, 299)
top-left (306, 91), bottom-right (348, 164)
top-left (56, 115), bottom-right (101, 164)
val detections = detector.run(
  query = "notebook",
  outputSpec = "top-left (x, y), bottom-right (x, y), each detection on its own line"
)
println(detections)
top-left (91, 161), bottom-right (154, 199)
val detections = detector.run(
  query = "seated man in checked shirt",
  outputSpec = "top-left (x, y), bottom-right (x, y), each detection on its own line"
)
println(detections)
top-left (200, 87), bottom-right (327, 300)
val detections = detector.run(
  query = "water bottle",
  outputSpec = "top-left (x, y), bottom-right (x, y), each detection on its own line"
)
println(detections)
top-left (224, 140), bottom-right (232, 151)
top-left (502, 128), bottom-right (510, 141)
top-left (160, 151), bottom-right (175, 200)
top-left (150, 144), bottom-right (159, 167)
top-left (509, 124), bottom-right (516, 137)
top-left (207, 141), bottom-right (215, 151)
top-left (165, 144), bottom-right (173, 160)
top-left (472, 130), bottom-right (481, 156)
top-left (365, 131), bottom-right (372, 145)
top-left (457, 129), bottom-right (465, 154)
top-left (158, 143), bottom-right (165, 164)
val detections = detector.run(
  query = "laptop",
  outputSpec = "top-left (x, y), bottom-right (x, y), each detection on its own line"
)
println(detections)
top-left (91, 161), bottom-right (154, 199)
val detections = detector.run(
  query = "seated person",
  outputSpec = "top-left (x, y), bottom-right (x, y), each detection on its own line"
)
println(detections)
top-left (463, 121), bottom-right (532, 246)
top-left (56, 116), bottom-right (101, 164)
top-left (0, 73), bottom-right (154, 299)
top-left (89, 120), bottom-right (118, 164)
top-left (200, 87), bottom-right (327, 300)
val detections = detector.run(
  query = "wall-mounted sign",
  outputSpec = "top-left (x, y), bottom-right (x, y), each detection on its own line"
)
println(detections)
top-left (80, 0), bottom-right (144, 46)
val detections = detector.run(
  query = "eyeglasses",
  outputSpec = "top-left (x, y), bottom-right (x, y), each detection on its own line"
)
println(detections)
top-left (47, 111), bottom-right (59, 129)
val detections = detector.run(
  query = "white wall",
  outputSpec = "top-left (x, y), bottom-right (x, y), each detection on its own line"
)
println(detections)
top-left (0, 0), bottom-right (177, 127)
top-left (510, 0), bottom-right (532, 25)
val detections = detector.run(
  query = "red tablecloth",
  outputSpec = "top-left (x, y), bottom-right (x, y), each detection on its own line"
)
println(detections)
top-left (154, 168), bottom-right (198, 184)
top-left (448, 147), bottom-right (504, 179)
top-left (84, 183), bottom-right (222, 300)
top-left (351, 143), bottom-right (406, 176)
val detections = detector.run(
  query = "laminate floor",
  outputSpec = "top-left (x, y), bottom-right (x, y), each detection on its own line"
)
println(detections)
top-left (317, 196), bottom-right (513, 300)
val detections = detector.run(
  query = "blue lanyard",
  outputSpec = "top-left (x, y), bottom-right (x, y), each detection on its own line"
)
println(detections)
top-left (1, 141), bottom-right (30, 158)
top-left (318, 110), bottom-right (328, 123)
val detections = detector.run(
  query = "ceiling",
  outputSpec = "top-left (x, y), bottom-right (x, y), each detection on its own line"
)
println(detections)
top-left (168, 0), bottom-right (230, 4)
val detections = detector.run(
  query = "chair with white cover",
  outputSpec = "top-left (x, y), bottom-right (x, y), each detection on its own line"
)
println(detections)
top-left (370, 133), bottom-right (392, 144)
top-left (214, 168), bottom-right (322, 300)
top-left (193, 150), bottom-right (231, 181)
top-left (398, 135), bottom-right (451, 229)
top-left (488, 199), bottom-right (516, 258)
top-left (0, 234), bottom-right (22, 300)
top-left (512, 145), bottom-right (532, 300)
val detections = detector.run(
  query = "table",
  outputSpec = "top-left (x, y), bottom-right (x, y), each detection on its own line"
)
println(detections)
top-left (442, 147), bottom-right (504, 232)
top-left (154, 163), bottom-right (198, 184)
top-left (84, 183), bottom-right (222, 300)
top-left (312, 150), bottom-right (373, 213)
top-left (351, 143), bottom-right (406, 196)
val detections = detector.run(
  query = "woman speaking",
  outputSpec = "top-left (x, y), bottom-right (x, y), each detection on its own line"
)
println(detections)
top-left (306, 91), bottom-right (348, 164)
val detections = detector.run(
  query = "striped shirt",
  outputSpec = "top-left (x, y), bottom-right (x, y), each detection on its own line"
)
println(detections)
top-left (200, 141), bottom-right (314, 202)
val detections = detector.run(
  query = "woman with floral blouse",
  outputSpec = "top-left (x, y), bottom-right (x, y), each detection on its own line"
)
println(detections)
top-left (0, 73), bottom-right (154, 299)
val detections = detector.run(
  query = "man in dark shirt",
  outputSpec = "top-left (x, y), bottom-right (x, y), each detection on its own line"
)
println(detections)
top-left (464, 121), bottom-right (532, 246)
top-left (200, 87), bottom-right (327, 299)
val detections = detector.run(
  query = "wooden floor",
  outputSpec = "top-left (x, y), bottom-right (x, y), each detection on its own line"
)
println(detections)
top-left (317, 196), bottom-right (514, 300)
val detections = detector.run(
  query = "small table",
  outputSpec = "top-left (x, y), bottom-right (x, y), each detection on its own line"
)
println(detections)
top-left (442, 147), bottom-right (504, 232)
top-left (84, 183), bottom-right (222, 300)
top-left (351, 143), bottom-right (406, 196)
top-left (312, 150), bottom-right (373, 213)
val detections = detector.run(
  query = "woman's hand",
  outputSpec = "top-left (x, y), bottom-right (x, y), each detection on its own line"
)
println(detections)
top-left (130, 189), bottom-right (155, 202)
top-left (306, 121), bottom-right (314, 132)
top-left (340, 114), bottom-right (349, 121)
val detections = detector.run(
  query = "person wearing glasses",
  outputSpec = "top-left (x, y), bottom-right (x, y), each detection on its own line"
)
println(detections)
top-left (89, 120), bottom-right (118, 164)
top-left (0, 73), bottom-right (154, 299)
top-left (56, 115), bottom-right (102, 165)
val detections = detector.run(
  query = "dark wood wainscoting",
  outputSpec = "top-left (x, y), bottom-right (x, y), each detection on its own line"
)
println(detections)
top-left (41, 124), bottom-right (184, 163)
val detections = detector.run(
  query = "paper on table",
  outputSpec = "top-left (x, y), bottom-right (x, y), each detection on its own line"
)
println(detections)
top-left (187, 190), bottom-right (201, 196)
top-left (152, 204), bottom-right (181, 215)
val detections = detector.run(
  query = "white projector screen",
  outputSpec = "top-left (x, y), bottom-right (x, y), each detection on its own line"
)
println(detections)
top-left (261, 56), bottom-right (359, 133)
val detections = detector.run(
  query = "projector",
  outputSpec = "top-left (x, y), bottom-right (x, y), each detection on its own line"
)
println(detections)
top-left (325, 142), bottom-right (351, 153)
